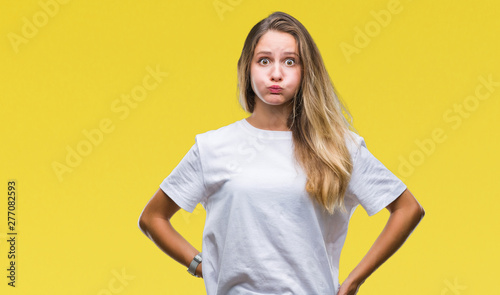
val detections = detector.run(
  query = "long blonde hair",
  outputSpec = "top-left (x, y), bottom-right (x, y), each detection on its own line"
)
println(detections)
top-left (237, 11), bottom-right (358, 214)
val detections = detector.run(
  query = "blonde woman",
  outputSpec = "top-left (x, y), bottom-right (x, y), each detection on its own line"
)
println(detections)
top-left (138, 11), bottom-right (425, 295)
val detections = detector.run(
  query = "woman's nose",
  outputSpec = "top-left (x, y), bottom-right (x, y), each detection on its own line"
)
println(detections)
top-left (270, 64), bottom-right (283, 81)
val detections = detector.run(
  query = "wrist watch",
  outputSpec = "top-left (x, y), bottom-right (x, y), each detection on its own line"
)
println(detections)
top-left (187, 252), bottom-right (202, 277)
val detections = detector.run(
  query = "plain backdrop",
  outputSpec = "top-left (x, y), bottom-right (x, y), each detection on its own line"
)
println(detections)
top-left (1, 0), bottom-right (499, 294)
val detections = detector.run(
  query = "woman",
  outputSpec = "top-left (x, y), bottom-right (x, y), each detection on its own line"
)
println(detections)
top-left (138, 11), bottom-right (425, 295)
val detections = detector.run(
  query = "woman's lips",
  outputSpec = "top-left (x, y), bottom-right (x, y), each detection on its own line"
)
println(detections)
top-left (269, 86), bottom-right (282, 93)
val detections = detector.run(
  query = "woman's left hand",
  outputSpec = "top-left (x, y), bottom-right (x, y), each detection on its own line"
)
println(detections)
top-left (337, 280), bottom-right (360, 295)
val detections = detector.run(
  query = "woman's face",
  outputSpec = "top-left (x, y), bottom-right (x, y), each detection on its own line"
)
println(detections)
top-left (250, 30), bottom-right (302, 110)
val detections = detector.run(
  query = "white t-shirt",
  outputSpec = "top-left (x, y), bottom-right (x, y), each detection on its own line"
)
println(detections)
top-left (160, 118), bottom-right (407, 295)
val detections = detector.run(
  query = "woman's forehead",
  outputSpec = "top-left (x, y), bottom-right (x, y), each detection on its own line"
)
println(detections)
top-left (254, 31), bottom-right (298, 55)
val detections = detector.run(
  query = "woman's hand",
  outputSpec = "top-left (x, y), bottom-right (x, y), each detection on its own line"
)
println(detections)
top-left (337, 189), bottom-right (424, 295)
top-left (338, 279), bottom-right (360, 295)
top-left (138, 189), bottom-right (203, 278)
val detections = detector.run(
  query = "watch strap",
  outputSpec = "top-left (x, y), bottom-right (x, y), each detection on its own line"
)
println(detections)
top-left (187, 253), bottom-right (202, 277)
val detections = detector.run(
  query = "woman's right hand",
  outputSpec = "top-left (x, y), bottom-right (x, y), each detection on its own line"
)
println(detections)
top-left (138, 188), bottom-right (203, 277)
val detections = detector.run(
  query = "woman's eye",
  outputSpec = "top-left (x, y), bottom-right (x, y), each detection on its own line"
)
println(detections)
top-left (258, 58), bottom-right (270, 65)
top-left (258, 57), bottom-right (296, 66)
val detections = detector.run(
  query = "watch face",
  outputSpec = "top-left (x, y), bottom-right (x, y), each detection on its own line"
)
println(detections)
top-left (195, 254), bottom-right (202, 262)
top-left (188, 254), bottom-right (202, 276)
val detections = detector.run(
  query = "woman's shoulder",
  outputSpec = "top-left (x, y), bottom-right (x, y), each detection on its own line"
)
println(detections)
top-left (345, 129), bottom-right (364, 148)
top-left (195, 119), bottom-right (244, 145)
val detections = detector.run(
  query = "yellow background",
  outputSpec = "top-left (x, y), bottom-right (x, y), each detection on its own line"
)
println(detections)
top-left (1, 0), bottom-right (498, 294)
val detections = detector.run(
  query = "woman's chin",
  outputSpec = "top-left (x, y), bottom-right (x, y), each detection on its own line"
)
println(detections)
top-left (259, 95), bottom-right (292, 106)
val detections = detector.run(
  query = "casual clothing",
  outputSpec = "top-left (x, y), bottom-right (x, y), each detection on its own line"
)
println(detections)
top-left (160, 118), bottom-right (407, 295)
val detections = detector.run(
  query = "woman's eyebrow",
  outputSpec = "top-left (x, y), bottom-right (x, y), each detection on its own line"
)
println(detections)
top-left (255, 51), bottom-right (299, 56)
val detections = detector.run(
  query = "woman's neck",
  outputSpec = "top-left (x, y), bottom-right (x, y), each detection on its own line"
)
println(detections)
top-left (246, 99), bottom-right (292, 131)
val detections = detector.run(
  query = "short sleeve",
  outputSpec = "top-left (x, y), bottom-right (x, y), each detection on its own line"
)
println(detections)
top-left (347, 136), bottom-right (407, 216)
top-left (159, 140), bottom-right (207, 213)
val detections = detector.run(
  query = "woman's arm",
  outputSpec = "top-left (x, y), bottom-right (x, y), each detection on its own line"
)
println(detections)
top-left (138, 188), bottom-right (203, 277)
top-left (338, 188), bottom-right (425, 295)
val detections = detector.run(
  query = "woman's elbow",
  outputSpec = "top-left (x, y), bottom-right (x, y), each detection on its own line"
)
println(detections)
top-left (411, 202), bottom-right (425, 225)
top-left (137, 212), bottom-right (151, 235)
top-left (419, 205), bottom-right (425, 219)
top-left (402, 189), bottom-right (425, 223)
